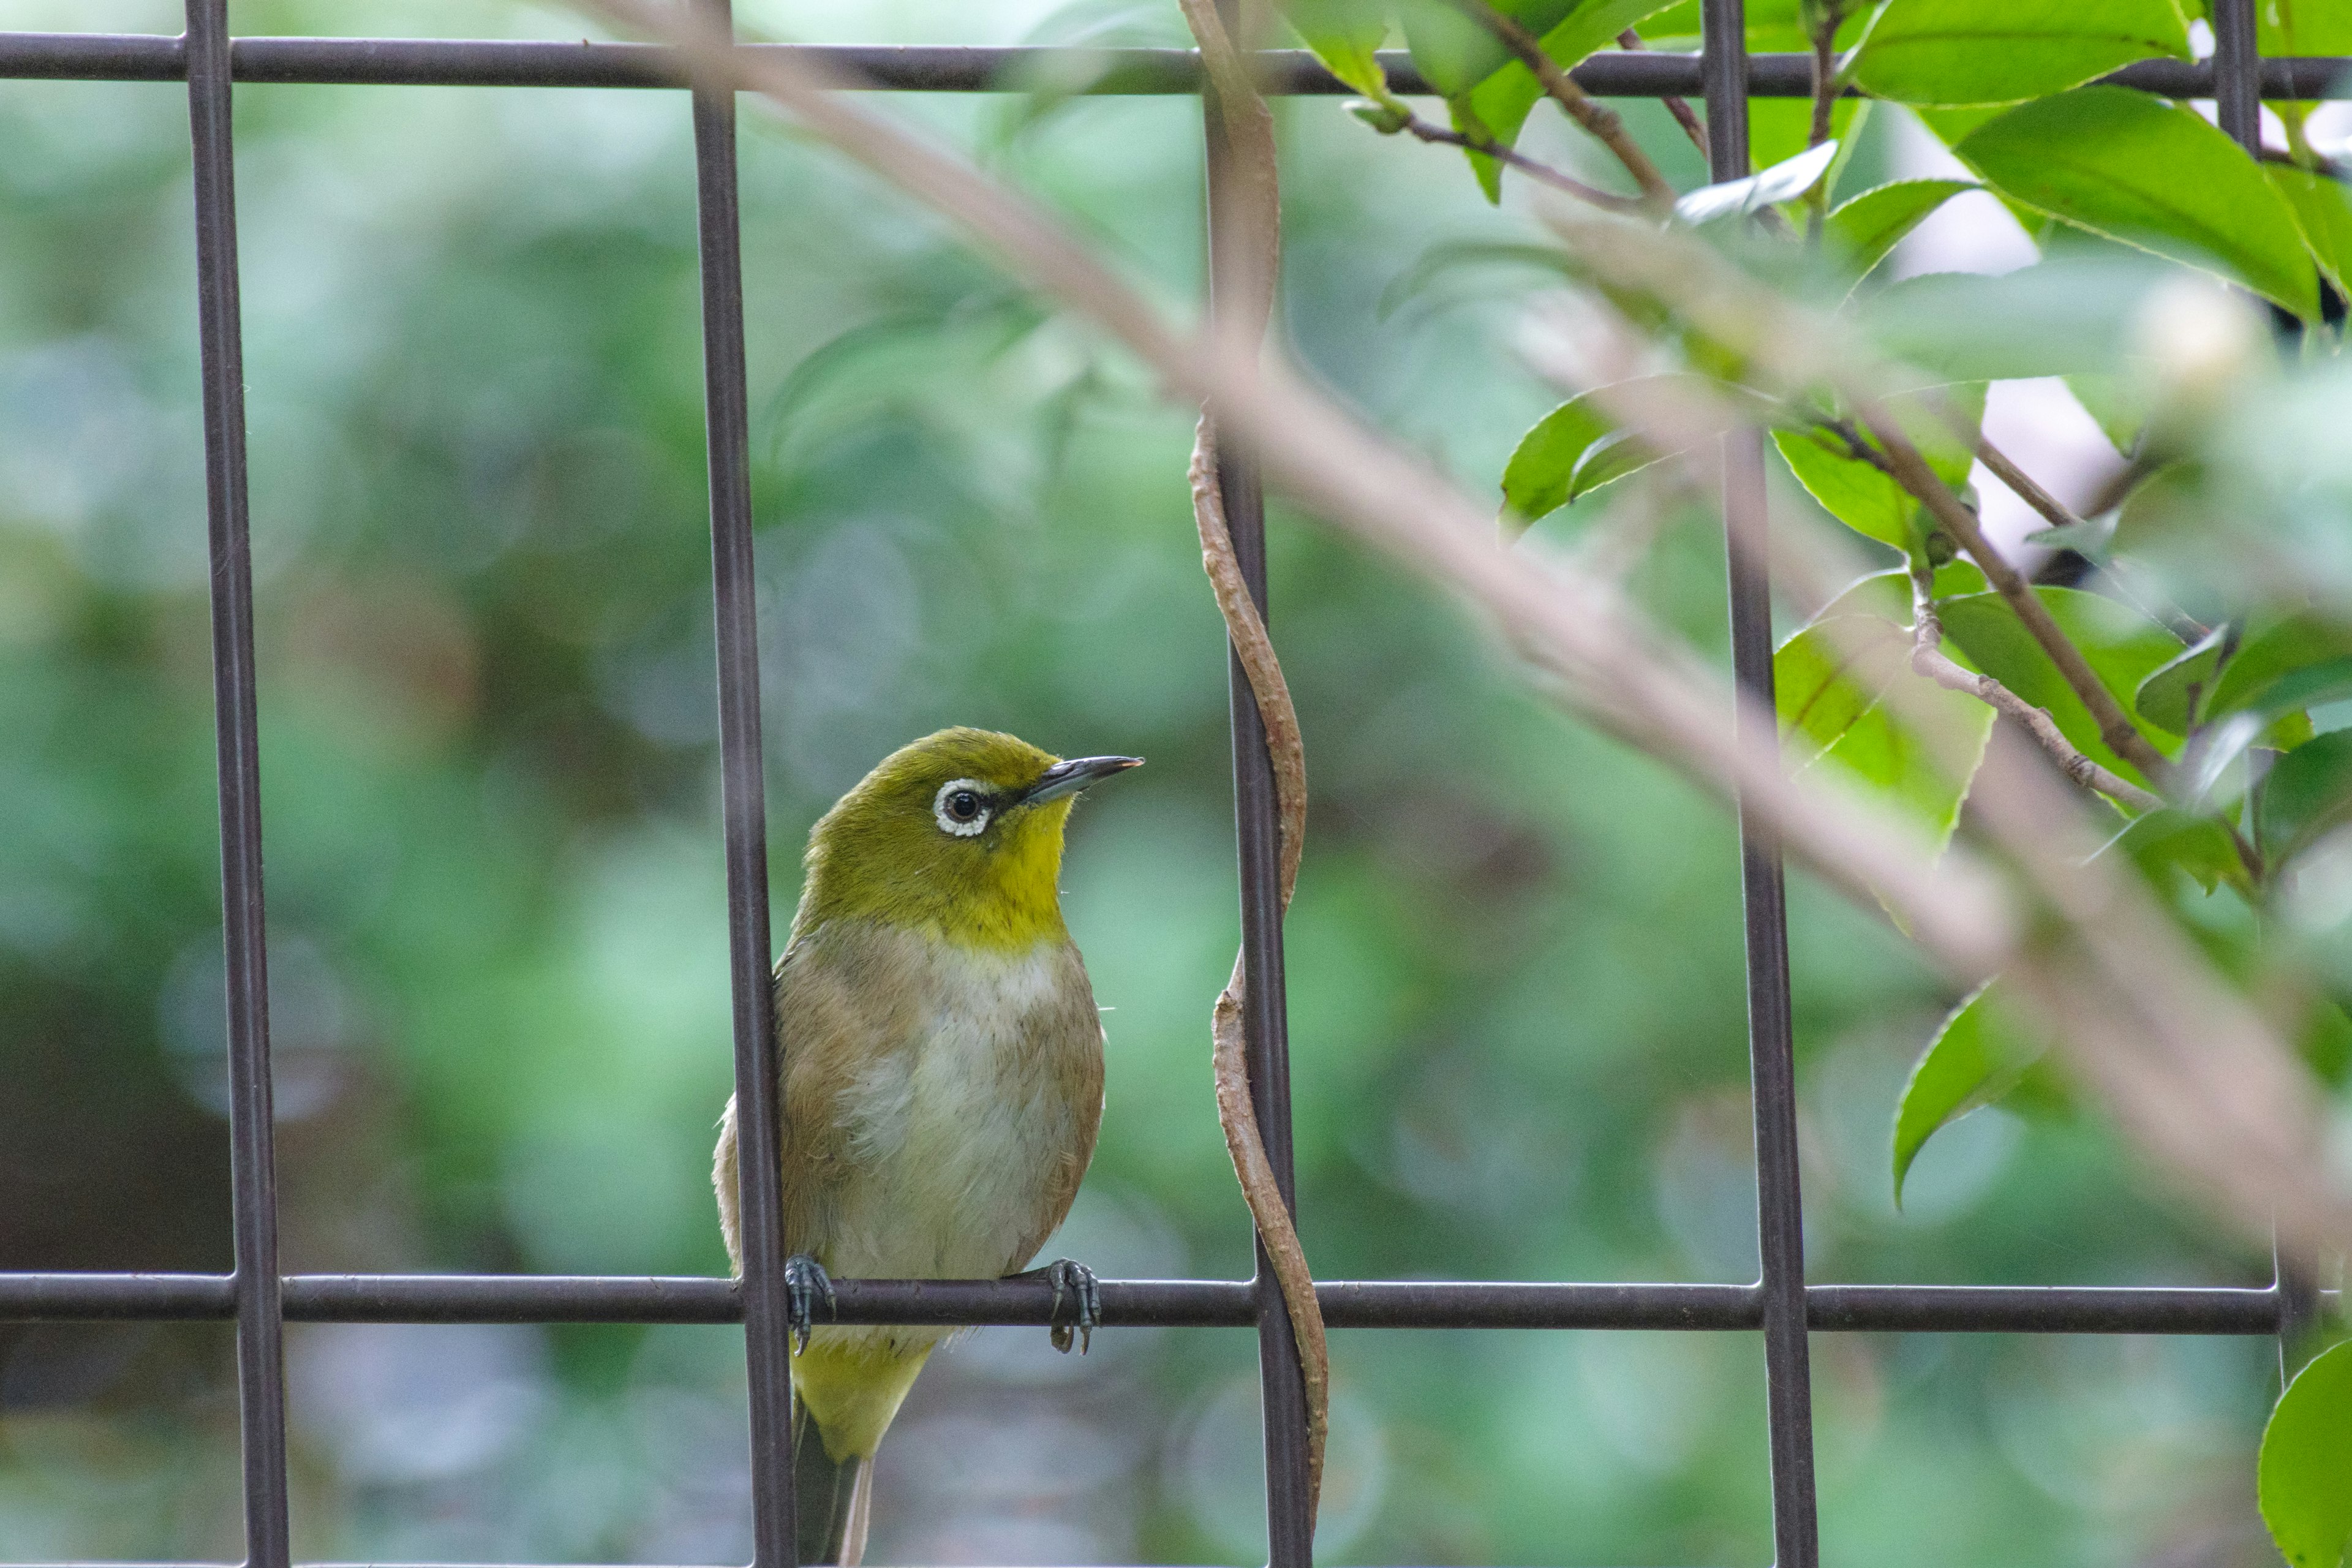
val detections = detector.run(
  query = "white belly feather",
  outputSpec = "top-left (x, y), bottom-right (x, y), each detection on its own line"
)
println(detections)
top-left (816, 938), bottom-right (1096, 1283)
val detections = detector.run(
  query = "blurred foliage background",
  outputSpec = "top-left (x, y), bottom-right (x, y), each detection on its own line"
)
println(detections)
top-left (0, 1), bottom-right (2309, 1564)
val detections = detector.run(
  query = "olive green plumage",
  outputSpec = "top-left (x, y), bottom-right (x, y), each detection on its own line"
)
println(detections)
top-left (714, 727), bottom-right (1140, 1566)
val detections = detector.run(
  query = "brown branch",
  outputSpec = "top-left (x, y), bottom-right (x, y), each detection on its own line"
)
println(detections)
top-left (1616, 29), bottom-right (1708, 155)
top-left (1442, 0), bottom-right (1676, 209)
top-left (1974, 438), bottom-right (2084, 537)
top-left (1191, 424), bottom-right (1324, 1526)
top-left (1175, 0), bottom-right (1328, 1528)
top-left (1393, 107), bottom-right (1646, 212)
top-left (1907, 562), bottom-right (2163, 813)
top-left (1861, 416), bottom-right (2177, 788)
top-left (1801, 3), bottom-right (1844, 243)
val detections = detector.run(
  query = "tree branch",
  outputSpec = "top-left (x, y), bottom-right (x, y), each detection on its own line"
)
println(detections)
top-left (1801, 2), bottom-right (1845, 242)
top-left (1175, 0), bottom-right (1329, 1528)
top-left (1391, 105), bottom-right (1647, 212)
top-left (1908, 562), bottom-right (2163, 812)
top-left (1616, 29), bottom-right (1708, 156)
top-left (1862, 416), bottom-right (2177, 788)
top-left (1441, 0), bottom-right (1676, 209)
top-left (1974, 437), bottom-right (2084, 536)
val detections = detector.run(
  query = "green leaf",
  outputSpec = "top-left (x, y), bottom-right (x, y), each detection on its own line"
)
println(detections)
top-left (1778, 613), bottom-right (1911, 764)
top-left (1954, 88), bottom-right (2321, 320)
top-left (1856, 254), bottom-right (2169, 382)
top-left (1775, 431), bottom-right (1918, 550)
top-left (1893, 981), bottom-right (2046, 1205)
top-left (1499, 374), bottom-right (1756, 529)
top-left (2261, 1340), bottom-right (2352, 1568)
top-left (1815, 679), bottom-right (1998, 841)
top-left (1770, 383), bottom-right (1985, 552)
top-left (1775, 605), bottom-right (1996, 846)
top-left (1286, 0), bottom-right (1393, 97)
top-left (1937, 586), bottom-right (2185, 780)
top-left (1748, 98), bottom-right (1869, 191)
top-left (2304, 998), bottom-right (2352, 1087)
top-left (2261, 729), bottom-right (2352, 861)
top-left (1850, 0), bottom-right (2190, 107)
top-left (2106, 805), bottom-right (2253, 895)
top-left (1823, 178), bottom-right (1978, 282)
top-left (2135, 626), bottom-right (2229, 736)
top-left (1634, 0), bottom-right (1817, 50)
top-left (2272, 165), bottom-right (2352, 298)
top-left (2256, 0), bottom-right (2352, 59)
top-left (1451, 0), bottom-right (1680, 201)
top-left (2206, 616), bottom-right (2352, 725)
top-left (2064, 372), bottom-right (2149, 455)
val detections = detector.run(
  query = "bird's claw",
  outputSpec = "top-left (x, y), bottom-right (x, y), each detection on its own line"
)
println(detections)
top-left (1041, 1257), bottom-right (1099, 1355)
top-left (783, 1253), bottom-right (835, 1354)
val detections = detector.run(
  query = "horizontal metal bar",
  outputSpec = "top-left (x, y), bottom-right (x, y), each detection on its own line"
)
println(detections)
top-left (1, 1272), bottom-right (2330, 1333)
top-left (1805, 1283), bottom-right (2297, 1335)
top-left (0, 34), bottom-right (2345, 97)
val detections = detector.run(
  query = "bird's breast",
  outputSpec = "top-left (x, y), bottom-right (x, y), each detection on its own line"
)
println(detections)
top-left (803, 924), bottom-right (1104, 1282)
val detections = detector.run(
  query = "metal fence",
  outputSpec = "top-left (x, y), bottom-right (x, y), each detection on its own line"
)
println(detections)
top-left (0, 2), bottom-right (2345, 1566)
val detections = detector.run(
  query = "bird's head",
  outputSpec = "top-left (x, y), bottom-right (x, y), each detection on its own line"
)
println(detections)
top-left (797, 727), bottom-right (1142, 949)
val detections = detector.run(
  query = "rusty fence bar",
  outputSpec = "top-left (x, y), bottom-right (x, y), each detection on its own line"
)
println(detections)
top-left (684, 1), bottom-right (799, 1563)
top-left (0, 35), bottom-right (2348, 95)
top-left (4, 10), bottom-right (2348, 1568)
top-left (2, 1272), bottom-right (2339, 1333)
top-left (1699, 2), bottom-right (1819, 1566)
top-left (181, 4), bottom-right (292, 1568)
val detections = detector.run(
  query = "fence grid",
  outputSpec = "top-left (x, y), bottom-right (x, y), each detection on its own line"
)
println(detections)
top-left (1, 4), bottom-right (2343, 1566)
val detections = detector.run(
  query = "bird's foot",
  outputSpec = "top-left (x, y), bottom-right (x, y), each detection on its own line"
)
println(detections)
top-left (783, 1253), bottom-right (836, 1354)
top-left (1032, 1257), bottom-right (1099, 1355)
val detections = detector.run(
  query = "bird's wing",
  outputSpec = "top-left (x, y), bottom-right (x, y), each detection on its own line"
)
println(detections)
top-left (771, 922), bottom-right (930, 1267)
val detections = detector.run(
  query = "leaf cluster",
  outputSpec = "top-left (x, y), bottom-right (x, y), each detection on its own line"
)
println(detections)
top-left (1286, 0), bottom-right (2352, 1553)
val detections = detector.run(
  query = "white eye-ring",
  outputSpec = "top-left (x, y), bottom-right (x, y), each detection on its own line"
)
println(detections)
top-left (933, 778), bottom-right (992, 837)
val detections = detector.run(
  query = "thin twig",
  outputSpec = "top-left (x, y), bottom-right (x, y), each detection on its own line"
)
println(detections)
top-left (1802, 2), bottom-right (1844, 243)
top-left (1191, 424), bottom-right (1325, 1526)
top-left (1616, 29), bottom-right (1708, 155)
top-left (1907, 562), bottom-right (2163, 812)
top-left (1866, 418), bottom-right (2177, 788)
top-left (1395, 107), bottom-right (1646, 211)
top-left (1974, 439), bottom-right (2084, 536)
top-left (1442, 0), bottom-right (1676, 209)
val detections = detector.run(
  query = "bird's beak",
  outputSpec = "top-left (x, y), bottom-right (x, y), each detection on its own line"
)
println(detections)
top-left (1020, 754), bottom-right (1143, 806)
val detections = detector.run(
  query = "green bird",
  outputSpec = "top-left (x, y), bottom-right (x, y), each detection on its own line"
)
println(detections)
top-left (713, 727), bottom-right (1141, 1565)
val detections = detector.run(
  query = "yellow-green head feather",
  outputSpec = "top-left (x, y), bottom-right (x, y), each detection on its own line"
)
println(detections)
top-left (796, 728), bottom-right (1137, 952)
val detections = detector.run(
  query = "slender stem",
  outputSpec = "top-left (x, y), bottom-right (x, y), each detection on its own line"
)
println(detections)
top-left (1395, 107), bottom-right (1646, 211)
top-left (1617, 28), bottom-right (1708, 155)
top-left (1864, 416), bottom-right (2177, 786)
top-left (1441, 0), bottom-right (1676, 209)
top-left (1801, 2), bottom-right (1843, 244)
top-left (1975, 438), bottom-right (2084, 535)
top-left (1908, 563), bottom-right (2163, 813)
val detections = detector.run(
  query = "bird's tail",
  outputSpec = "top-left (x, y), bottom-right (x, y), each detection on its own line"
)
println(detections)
top-left (788, 1333), bottom-right (937, 1566)
top-left (793, 1397), bottom-right (872, 1567)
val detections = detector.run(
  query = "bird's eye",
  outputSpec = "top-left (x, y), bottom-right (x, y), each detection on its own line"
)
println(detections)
top-left (932, 779), bottom-right (992, 837)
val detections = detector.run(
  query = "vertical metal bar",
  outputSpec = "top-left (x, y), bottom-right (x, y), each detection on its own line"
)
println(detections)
top-left (687, 7), bottom-right (797, 1564)
top-left (1200, 10), bottom-right (1311, 1564)
top-left (2274, 1228), bottom-right (2321, 1389)
top-left (183, 4), bottom-right (290, 1566)
top-left (2215, 0), bottom-right (2314, 1398)
top-left (2211, 0), bottom-right (2260, 154)
top-left (1700, 4), bottom-right (1820, 1567)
